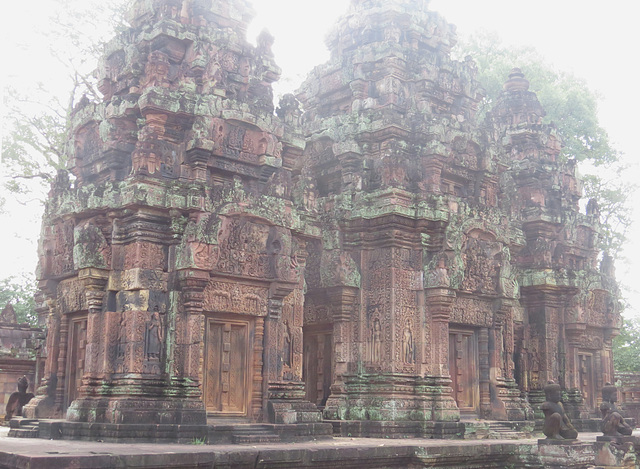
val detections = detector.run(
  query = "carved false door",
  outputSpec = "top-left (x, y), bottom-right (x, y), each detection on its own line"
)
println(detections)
top-left (65, 316), bottom-right (87, 410)
top-left (578, 353), bottom-right (596, 412)
top-left (449, 329), bottom-right (479, 414)
top-left (204, 318), bottom-right (252, 417)
top-left (303, 328), bottom-right (333, 408)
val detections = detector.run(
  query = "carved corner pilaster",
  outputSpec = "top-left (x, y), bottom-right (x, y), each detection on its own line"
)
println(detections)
top-left (78, 268), bottom-right (109, 314)
top-left (178, 269), bottom-right (209, 314)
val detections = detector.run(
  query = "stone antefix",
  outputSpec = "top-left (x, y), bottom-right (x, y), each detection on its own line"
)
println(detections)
top-left (22, 0), bottom-right (622, 442)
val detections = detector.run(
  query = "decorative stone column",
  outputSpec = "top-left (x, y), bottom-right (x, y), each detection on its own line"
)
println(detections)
top-left (266, 285), bottom-right (322, 425)
top-left (323, 286), bottom-right (358, 420)
top-left (425, 287), bottom-right (459, 422)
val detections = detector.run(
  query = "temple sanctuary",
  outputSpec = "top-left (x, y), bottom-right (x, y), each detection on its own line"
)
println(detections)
top-left (21, 0), bottom-right (623, 441)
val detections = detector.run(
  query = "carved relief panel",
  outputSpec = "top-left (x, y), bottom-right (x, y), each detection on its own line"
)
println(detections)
top-left (460, 236), bottom-right (501, 295)
top-left (203, 281), bottom-right (268, 316)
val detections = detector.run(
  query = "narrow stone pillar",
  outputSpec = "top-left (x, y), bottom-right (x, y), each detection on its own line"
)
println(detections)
top-left (425, 287), bottom-right (459, 421)
top-left (323, 286), bottom-right (358, 420)
top-left (479, 327), bottom-right (491, 418)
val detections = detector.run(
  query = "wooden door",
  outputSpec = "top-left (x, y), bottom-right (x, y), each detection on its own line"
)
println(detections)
top-left (449, 329), bottom-right (479, 413)
top-left (204, 318), bottom-right (251, 416)
top-left (66, 316), bottom-right (87, 409)
top-left (304, 330), bottom-right (333, 407)
top-left (579, 353), bottom-right (596, 412)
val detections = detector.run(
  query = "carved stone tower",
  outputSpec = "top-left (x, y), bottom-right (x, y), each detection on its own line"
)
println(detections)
top-left (297, 0), bottom-right (510, 436)
top-left (25, 0), bottom-right (325, 436)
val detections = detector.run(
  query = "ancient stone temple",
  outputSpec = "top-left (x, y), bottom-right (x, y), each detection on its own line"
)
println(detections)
top-left (24, 0), bottom-right (621, 441)
top-left (24, 0), bottom-right (325, 438)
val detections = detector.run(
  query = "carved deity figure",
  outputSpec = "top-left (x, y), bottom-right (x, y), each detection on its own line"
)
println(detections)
top-left (283, 320), bottom-right (292, 368)
top-left (144, 308), bottom-right (163, 360)
top-left (541, 381), bottom-right (578, 440)
top-left (4, 376), bottom-right (34, 420)
top-left (600, 383), bottom-right (633, 437)
top-left (371, 318), bottom-right (382, 363)
top-left (402, 321), bottom-right (414, 364)
top-left (117, 310), bottom-right (128, 360)
top-left (427, 255), bottom-right (449, 287)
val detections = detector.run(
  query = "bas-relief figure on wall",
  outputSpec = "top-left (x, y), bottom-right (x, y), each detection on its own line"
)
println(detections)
top-left (144, 307), bottom-right (163, 361)
top-left (402, 321), bottom-right (414, 365)
top-left (371, 318), bottom-right (382, 364)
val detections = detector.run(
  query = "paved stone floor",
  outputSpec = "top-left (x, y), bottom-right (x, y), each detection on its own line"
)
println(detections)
top-left (0, 426), bottom-right (637, 469)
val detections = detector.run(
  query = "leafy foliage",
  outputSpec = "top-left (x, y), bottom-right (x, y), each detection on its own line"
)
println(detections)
top-left (456, 32), bottom-right (634, 256)
top-left (613, 318), bottom-right (640, 372)
top-left (0, 275), bottom-right (37, 325)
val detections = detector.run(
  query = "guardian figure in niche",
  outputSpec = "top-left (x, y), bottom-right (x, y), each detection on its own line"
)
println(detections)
top-left (117, 308), bottom-right (128, 361)
top-left (371, 318), bottom-right (382, 363)
top-left (402, 321), bottom-right (414, 364)
top-left (541, 380), bottom-right (578, 440)
top-left (145, 307), bottom-right (163, 360)
top-left (283, 321), bottom-right (292, 368)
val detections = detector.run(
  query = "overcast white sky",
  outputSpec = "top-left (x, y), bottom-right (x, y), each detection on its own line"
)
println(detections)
top-left (2, 0), bottom-right (639, 317)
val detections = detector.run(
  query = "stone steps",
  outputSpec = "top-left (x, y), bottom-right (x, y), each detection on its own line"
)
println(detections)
top-left (231, 425), bottom-right (281, 444)
top-left (486, 422), bottom-right (530, 440)
top-left (462, 420), bottom-right (533, 440)
top-left (8, 418), bottom-right (39, 438)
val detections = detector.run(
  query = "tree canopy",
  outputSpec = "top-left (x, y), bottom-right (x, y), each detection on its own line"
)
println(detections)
top-left (613, 318), bottom-right (640, 373)
top-left (456, 32), bottom-right (634, 257)
top-left (0, 275), bottom-right (37, 325)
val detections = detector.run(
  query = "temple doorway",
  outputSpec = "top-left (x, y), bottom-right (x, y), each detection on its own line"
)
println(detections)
top-left (303, 327), bottom-right (333, 408)
top-left (65, 315), bottom-right (87, 410)
top-left (449, 328), bottom-right (479, 414)
top-left (204, 317), bottom-right (253, 417)
top-left (578, 352), bottom-right (596, 413)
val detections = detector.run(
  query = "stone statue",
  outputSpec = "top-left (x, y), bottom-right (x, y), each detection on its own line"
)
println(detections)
top-left (600, 383), bottom-right (633, 437)
top-left (402, 321), bottom-right (414, 364)
top-left (541, 380), bottom-right (578, 440)
top-left (4, 376), bottom-right (34, 420)
top-left (144, 308), bottom-right (163, 360)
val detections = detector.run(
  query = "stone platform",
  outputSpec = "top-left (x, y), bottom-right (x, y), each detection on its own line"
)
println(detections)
top-left (8, 418), bottom-right (333, 445)
top-left (1, 427), bottom-right (637, 469)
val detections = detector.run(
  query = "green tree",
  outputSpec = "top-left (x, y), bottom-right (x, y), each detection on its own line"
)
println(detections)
top-left (456, 33), bottom-right (634, 256)
top-left (0, 275), bottom-right (37, 325)
top-left (613, 318), bottom-right (640, 372)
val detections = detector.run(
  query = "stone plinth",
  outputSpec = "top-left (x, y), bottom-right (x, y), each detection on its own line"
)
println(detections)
top-left (537, 440), bottom-right (595, 469)
top-left (594, 436), bottom-right (640, 468)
